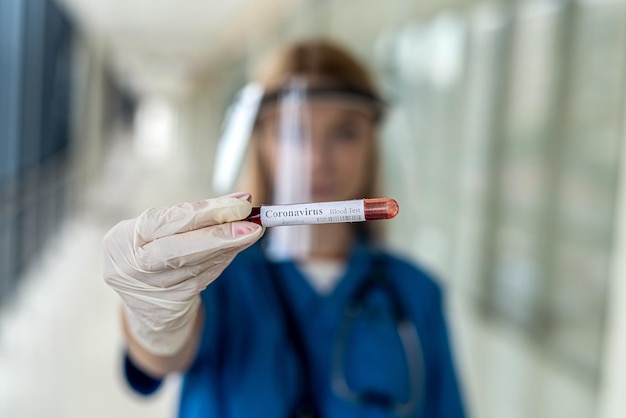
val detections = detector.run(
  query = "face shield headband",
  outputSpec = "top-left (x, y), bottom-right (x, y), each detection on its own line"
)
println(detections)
top-left (257, 84), bottom-right (387, 125)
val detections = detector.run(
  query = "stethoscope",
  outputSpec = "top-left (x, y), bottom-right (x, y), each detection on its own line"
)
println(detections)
top-left (330, 257), bottom-right (425, 416)
top-left (267, 254), bottom-right (425, 417)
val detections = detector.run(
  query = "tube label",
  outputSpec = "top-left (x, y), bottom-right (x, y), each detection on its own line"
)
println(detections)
top-left (260, 200), bottom-right (366, 227)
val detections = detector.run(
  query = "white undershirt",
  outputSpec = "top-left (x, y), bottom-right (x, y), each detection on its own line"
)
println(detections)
top-left (297, 259), bottom-right (347, 295)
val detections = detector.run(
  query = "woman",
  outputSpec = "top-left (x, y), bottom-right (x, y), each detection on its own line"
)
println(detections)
top-left (103, 38), bottom-right (466, 417)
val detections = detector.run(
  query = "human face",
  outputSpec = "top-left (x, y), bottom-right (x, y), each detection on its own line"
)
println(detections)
top-left (256, 98), bottom-right (377, 203)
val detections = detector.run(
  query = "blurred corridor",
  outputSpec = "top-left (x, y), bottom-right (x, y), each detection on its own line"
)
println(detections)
top-left (2, 0), bottom-right (626, 417)
top-left (0, 134), bottom-right (182, 417)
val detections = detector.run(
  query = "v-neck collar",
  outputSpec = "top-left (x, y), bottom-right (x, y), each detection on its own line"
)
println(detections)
top-left (252, 238), bottom-right (377, 322)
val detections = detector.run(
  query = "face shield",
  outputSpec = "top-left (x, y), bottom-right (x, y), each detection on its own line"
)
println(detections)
top-left (213, 78), bottom-right (385, 259)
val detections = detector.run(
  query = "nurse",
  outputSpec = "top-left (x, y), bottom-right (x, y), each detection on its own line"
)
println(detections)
top-left (103, 38), bottom-right (466, 417)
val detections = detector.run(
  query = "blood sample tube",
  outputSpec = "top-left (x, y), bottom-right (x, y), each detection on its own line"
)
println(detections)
top-left (245, 198), bottom-right (399, 227)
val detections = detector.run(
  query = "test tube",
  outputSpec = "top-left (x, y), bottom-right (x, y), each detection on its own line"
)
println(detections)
top-left (245, 198), bottom-right (399, 227)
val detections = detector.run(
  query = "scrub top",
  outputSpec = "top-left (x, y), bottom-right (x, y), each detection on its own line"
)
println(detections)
top-left (124, 239), bottom-right (466, 418)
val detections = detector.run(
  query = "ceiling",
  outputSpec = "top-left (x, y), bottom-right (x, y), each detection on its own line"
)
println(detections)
top-left (55, 0), bottom-right (299, 96)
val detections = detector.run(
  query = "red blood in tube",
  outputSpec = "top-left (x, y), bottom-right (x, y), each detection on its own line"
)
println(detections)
top-left (363, 198), bottom-right (400, 220)
top-left (246, 207), bottom-right (262, 225)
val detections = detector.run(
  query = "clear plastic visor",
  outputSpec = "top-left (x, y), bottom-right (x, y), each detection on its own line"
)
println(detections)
top-left (213, 78), bottom-right (384, 259)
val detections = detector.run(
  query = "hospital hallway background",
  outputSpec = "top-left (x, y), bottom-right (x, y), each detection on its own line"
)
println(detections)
top-left (0, 132), bottom-right (184, 417)
top-left (2, 0), bottom-right (626, 417)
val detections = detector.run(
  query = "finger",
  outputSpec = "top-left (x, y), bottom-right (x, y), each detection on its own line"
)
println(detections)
top-left (106, 246), bottom-right (218, 289)
top-left (135, 193), bottom-right (253, 244)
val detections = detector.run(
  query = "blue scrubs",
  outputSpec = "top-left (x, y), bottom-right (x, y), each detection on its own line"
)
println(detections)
top-left (125, 240), bottom-right (466, 418)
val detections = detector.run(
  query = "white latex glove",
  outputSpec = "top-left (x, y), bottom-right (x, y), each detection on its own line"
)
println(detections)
top-left (103, 193), bottom-right (263, 356)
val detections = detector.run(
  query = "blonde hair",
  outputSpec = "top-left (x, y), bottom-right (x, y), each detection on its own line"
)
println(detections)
top-left (254, 38), bottom-right (380, 96)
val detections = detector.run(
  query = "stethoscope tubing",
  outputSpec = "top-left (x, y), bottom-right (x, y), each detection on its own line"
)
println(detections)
top-left (330, 274), bottom-right (426, 416)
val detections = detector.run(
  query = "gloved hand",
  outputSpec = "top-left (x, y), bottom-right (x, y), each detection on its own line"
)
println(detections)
top-left (103, 193), bottom-right (263, 356)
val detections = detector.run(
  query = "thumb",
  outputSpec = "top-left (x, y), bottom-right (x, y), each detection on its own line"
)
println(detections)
top-left (135, 221), bottom-right (264, 271)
